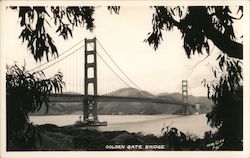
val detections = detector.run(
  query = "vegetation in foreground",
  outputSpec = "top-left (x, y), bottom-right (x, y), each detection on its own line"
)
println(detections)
top-left (6, 64), bottom-right (64, 150)
top-left (8, 123), bottom-right (225, 151)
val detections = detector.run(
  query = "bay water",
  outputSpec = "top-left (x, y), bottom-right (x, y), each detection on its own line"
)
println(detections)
top-left (30, 114), bottom-right (214, 138)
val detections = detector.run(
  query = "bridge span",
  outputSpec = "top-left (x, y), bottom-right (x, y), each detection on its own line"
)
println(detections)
top-left (48, 94), bottom-right (193, 107)
top-left (39, 37), bottom-right (194, 124)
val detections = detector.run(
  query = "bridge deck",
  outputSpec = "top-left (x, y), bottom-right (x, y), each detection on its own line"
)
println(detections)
top-left (48, 94), bottom-right (193, 106)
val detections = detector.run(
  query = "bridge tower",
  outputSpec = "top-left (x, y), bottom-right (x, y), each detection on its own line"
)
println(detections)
top-left (84, 37), bottom-right (98, 122)
top-left (182, 80), bottom-right (189, 114)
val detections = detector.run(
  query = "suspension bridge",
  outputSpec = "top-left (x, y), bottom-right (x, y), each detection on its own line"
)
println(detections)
top-left (31, 37), bottom-right (196, 126)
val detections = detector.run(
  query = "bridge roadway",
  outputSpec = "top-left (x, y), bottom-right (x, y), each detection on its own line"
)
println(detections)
top-left (48, 94), bottom-right (194, 107)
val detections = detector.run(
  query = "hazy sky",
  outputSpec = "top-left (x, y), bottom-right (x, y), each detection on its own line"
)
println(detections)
top-left (2, 6), bottom-right (243, 96)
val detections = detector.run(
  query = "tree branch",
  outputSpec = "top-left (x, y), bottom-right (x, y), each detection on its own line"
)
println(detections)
top-left (204, 24), bottom-right (243, 59)
top-left (176, 14), bottom-right (242, 59)
top-left (160, 6), bottom-right (243, 60)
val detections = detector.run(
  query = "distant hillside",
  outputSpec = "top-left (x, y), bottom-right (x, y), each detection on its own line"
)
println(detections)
top-left (106, 88), bottom-right (154, 97)
top-left (31, 88), bottom-right (213, 116)
top-left (157, 92), bottom-right (213, 114)
top-left (98, 88), bottom-right (180, 115)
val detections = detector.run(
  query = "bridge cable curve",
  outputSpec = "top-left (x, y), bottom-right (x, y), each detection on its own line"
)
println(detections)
top-left (28, 38), bottom-right (85, 72)
top-left (96, 38), bottom-right (151, 98)
top-left (39, 45), bottom-right (84, 71)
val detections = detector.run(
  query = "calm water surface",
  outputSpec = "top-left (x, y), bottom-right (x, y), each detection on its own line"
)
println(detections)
top-left (30, 114), bottom-right (214, 138)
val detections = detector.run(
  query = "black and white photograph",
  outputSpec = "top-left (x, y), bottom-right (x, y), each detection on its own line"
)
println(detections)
top-left (0, 1), bottom-right (249, 158)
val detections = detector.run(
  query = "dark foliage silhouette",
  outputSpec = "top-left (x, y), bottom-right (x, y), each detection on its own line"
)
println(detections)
top-left (11, 6), bottom-right (119, 62)
top-left (145, 6), bottom-right (243, 59)
top-left (205, 55), bottom-right (243, 150)
top-left (6, 64), bottom-right (64, 150)
top-left (14, 7), bottom-right (58, 62)
top-left (145, 6), bottom-right (243, 150)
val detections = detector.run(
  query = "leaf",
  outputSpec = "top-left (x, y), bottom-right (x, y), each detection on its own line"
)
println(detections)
top-left (107, 6), bottom-right (120, 14)
top-left (68, 28), bottom-right (73, 37)
top-left (216, 54), bottom-right (222, 60)
top-left (214, 70), bottom-right (217, 78)
top-left (56, 25), bottom-right (61, 33)
top-left (237, 6), bottom-right (243, 15)
top-left (161, 127), bottom-right (165, 132)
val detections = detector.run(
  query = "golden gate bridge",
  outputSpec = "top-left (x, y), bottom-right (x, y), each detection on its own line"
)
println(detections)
top-left (30, 37), bottom-right (196, 126)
